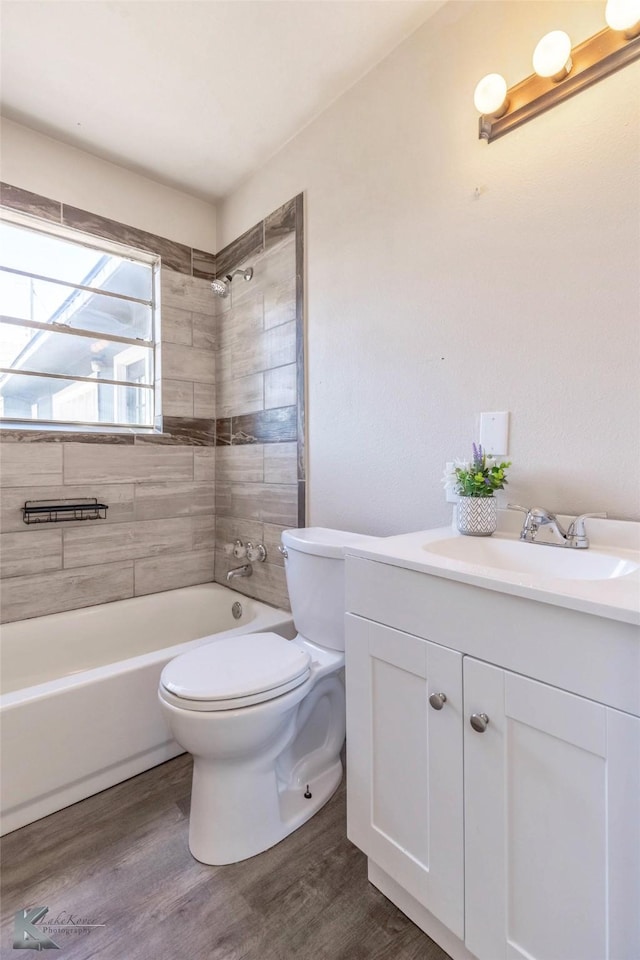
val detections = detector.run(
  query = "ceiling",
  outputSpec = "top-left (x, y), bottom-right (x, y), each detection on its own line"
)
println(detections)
top-left (1, 1), bottom-right (444, 203)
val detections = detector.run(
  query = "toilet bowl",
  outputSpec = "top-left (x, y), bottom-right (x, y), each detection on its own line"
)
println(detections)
top-left (158, 526), bottom-right (375, 865)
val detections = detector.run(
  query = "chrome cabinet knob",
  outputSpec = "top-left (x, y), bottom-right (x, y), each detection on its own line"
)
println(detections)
top-left (470, 713), bottom-right (490, 733)
top-left (429, 692), bottom-right (447, 711)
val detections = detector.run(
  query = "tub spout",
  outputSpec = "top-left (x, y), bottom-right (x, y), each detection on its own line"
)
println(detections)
top-left (226, 563), bottom-right (252, 582)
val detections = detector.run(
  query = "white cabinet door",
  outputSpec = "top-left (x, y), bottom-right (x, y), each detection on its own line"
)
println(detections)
top-left (346, 614), bottom-right (464, 937)
top-left (464, 657), bottom-right (640, 960)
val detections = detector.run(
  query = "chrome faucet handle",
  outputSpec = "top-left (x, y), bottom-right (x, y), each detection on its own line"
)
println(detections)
top-left (232, 539), bottom-right (246, 559)
top-left (246, 542), bottom-right (267, 563)
top-left (507, 503), bottom-right (530, 513)
top-left (566, 512), bottom-right (607, 547)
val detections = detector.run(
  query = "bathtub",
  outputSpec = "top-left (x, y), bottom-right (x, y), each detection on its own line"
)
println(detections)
top-left (0, 583), bottom-right (294, 836)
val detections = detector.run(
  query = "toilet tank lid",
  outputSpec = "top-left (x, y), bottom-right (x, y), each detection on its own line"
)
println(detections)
top-left (281, 527), bottom-right (378, 559)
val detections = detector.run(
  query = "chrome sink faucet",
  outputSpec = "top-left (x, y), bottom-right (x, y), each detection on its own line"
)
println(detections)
top-left (508, 505), bottom-right (606, 549)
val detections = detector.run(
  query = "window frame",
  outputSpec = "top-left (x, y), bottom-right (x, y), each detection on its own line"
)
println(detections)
top-left (0, 208), bottom-right (161, 434)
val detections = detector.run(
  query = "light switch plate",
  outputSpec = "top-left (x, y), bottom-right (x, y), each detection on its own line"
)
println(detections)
top-left (479, 411), bottom-right (509, 456)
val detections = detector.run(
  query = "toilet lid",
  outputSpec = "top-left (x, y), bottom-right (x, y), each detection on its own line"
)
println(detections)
top-left (160, 632), bottom-right (311, 702)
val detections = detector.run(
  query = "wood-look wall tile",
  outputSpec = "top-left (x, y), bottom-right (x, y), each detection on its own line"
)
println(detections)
top-left (263, 523), bottom-right (289, 566)
top-left (298, 479), bottom-right (306, 527)
top-left (0, 483), bottom-right (135, 533)
top-left (0, 431), bottom-right (134, 444)
top-left (0, 529), bottom-right (62, 579)
top-left (214, 481), bottom-right (232, 516)
top-left (193, 382), bottom-right (215, 419)
top-left (161, 271), bottom-right (216, 315)
top-left (134, 550), bottom-right (214, 596)
top-left (63, 517), bottom-right (193, 567)
top-left (264, 198), bottom-right (296, 251)
top-left (215, 343), bottom-right (232, 390)
top-left (134, 481), bottom-right (214, 521)
top-left (231, 406), bottom-right (297, 444)
top-left (162, 380), bottom-right (194, 417)
top-left (1, 183), bottom-right (61, 222)
top-left (214, 516), bottom-right (263, 557)
top-left (218, 293), bottom-right (264, 350)
top-left (215, 481), bottom-right (297, 526)
top-left (259, 483), bottom-right (298, 526)
top-left (0, 444), bottom-right (63, 486)
top-left (215, 418), bottom-right (233, 446)
top-left (163, 342), bottom-right (215, 384)
top-left (264, 442), bottom-right (298, 484)
top-left (264, 277), bottom-right (296, 329)
top-left (231, 234), bottom-right (295, 307)
top-left (231, 321), bottom-right (296, 379)
top-left (194, 448), bottom-right (215, 481)
top-left (214, 548), bottom-right (258, 600)
top-left (192, 249), bottom-right (216, 281)
top-left (216, 373), bottom-right (263, 419)
top-left (216, 444), bottom-right (264, 483)
top-left (151, 417), bottom-right (215, 446)
top-left (192, 515), bottom-right (216, 550)
top-left (264, 364), bottom-right (296, 410)
top-left (247, 560), bottom-right (290, 610)
top-left (63, 443), bottom-right (193, 484)
top-left (192, 312), bottom-right (216, 350)
top-left (160, 306), bottom-right (193, 346)
top-left (0, 562), bottom-right (134, 623)
top-left (62, 206), bottom-right (191, 274)
top-left (215, 222), bottom-right (264, 279)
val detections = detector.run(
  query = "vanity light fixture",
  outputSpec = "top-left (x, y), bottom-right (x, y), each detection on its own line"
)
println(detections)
top-left (476, 1), bottom-right (640, 142)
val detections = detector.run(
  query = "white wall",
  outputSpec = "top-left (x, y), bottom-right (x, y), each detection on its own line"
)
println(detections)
top-left (1, 118), bottom-right (216, 251)
top-left (219, 0), bottom-right (640, 534)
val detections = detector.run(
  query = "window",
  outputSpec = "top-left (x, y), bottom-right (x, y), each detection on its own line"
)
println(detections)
top-left (0, 212), bottom-right (159, 431)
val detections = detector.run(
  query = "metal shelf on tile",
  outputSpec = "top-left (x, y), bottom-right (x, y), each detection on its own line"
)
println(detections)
top-left (22, 498), bottom-right (109, 525)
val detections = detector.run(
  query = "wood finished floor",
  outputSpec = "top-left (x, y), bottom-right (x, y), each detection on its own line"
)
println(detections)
top-left (1, 756), bottom-right (450, 959)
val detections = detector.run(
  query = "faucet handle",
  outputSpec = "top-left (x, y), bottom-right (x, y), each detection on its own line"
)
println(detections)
top-left (566, 512), bottom-right (607, 542)
top-left (232, 539), bottom-right (246, 559)
top-left (507, 503), bottom-right (530, 513)
top-left (246, 542), bottom-right (267, 563)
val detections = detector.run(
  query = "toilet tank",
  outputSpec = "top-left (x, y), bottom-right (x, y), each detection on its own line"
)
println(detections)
top-left (281, 527), bottom-right (377, 651)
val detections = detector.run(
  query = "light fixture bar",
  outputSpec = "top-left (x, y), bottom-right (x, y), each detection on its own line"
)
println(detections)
top-left (479, 26), bottom-right (640, 143)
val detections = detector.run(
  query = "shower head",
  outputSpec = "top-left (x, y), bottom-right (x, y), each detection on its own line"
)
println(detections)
top-left (210, 266), bottom-right (254, 298)
top-left (210, 277), bottom-right (230, 298)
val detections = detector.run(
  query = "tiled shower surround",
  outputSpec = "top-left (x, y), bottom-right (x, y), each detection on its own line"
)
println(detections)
top-left (0, 184), bottom-right (304, 622)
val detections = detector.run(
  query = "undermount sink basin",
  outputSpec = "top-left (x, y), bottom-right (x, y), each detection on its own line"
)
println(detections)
top-left (424, 536), bottom-right (639, 581)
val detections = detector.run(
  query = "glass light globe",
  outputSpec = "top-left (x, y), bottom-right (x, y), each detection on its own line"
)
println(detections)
top-left (605, 0), bottom-right (640, 33)
top-left (532, 30), bottom-right (573, 80)
top-left (473, 74), bottom-right (508, 116)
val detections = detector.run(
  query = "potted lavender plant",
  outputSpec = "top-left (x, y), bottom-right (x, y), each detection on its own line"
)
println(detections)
top-left (445, 443), bottom-right (511, 536)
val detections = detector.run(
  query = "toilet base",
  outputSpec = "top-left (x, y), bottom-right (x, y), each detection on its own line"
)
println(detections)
top-left (189, 757), bottom-right (343, 865)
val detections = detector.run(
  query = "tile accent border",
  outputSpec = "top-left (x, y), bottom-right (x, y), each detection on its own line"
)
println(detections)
top-left (0, 182), bottom-right (215, 279)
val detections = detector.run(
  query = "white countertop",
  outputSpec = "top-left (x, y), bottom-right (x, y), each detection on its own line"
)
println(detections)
top-left (346, 512), bottom-right (640, 626)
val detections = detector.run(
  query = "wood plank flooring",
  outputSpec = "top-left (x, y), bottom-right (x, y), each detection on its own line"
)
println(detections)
top-left (1, 755), bottom-right (450, 959)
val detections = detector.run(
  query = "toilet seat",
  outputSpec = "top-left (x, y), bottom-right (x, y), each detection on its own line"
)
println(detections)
top-left (159, 632), bottom-right (312, 712)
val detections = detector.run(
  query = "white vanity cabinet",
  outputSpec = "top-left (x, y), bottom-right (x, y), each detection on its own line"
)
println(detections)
top-left (464, 657), bottom-right (639, 960)
top-left (346, 616), bottom-right (465, 938)
top-left (345, 553), bottom-right (640, 960)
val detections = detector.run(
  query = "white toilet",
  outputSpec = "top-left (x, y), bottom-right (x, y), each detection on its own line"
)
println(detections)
top-left (158, 526), bottom-right (373, 865)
